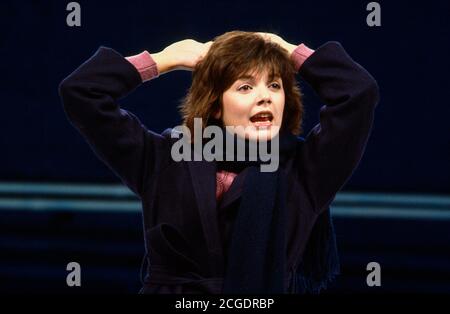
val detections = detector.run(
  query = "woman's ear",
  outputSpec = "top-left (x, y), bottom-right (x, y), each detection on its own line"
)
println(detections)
top-left (214, 100), bottom-right (222, 120)
top-left (212, 97), bottom-right (223, 120)
top-left (213, 109), bottom-right (221, 119)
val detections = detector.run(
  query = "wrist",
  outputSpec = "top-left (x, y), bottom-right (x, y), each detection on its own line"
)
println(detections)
top-left (285, 43), bottom-right (298, 56)
top-left (150, 50), bottom-right (176, 75)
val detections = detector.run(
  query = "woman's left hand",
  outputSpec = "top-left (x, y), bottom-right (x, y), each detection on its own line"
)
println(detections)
top-left (256, 32), bottom-right (298, 55)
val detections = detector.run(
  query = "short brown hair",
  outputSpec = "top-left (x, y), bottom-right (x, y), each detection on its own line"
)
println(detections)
top-left (178, 30), bottom-right (304, 141)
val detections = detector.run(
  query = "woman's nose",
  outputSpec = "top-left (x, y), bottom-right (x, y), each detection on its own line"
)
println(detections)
top-left (256, 87), bottom-right (271, 105)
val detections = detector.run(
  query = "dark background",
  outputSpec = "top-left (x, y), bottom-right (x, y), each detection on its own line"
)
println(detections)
top-left (0, 0), bottom-right (449, 294)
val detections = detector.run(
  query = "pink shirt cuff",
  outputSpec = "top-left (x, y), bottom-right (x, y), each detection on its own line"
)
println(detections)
top-left (291, 43), bottom-right (315, 72)
top-left (125, 51), bottom-right (159, 82)
top-left (125, 44), bottom-right (312, 81)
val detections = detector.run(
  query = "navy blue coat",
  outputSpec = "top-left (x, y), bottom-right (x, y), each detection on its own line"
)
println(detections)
top-left (59, 41), bottom-right (379, 293)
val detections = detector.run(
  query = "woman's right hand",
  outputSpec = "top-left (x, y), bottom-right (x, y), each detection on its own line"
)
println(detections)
top-left (151, 39), bottom-right (213, 75)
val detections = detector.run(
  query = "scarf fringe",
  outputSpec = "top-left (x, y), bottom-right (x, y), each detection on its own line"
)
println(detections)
top-left (290, 207), bottom-right (341, 294)
top-left (292, 250), bottom-right (340, 294)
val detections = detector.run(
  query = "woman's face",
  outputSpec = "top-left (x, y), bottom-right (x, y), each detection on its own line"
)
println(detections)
top-left (215, 69), bottom-right (285, 141)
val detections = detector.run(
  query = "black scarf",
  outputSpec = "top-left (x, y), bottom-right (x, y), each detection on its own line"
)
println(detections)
top-left (201, 124), bottom-right (340, 294)
top-left (203, 127), bottom-right (296, 294)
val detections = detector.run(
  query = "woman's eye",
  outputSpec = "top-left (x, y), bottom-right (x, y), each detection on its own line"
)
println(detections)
top-left (238, 85), bottom-right (252, 91)
top-left (270, 82), bottom-right (281, 89)
top-left (238, 83), bottom-right (281, 91)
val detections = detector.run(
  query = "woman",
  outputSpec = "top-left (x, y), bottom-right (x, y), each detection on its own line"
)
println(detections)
top-left (59, 30), bottom-right (379, 294)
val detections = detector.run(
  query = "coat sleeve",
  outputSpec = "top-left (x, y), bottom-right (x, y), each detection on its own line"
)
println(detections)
top-left (58, 46), bottom-right (168, 198)
top-left (297, 41), bottom-right (380, 213)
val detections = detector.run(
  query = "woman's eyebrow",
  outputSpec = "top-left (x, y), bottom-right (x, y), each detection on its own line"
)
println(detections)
top-left (237, 74), bottom-right (281, 83)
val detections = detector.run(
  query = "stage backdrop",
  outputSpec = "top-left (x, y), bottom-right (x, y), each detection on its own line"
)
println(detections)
top-left (0, 0), bottom-right (448, 193)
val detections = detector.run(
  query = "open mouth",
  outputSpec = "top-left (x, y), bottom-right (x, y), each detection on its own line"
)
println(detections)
top-left (250, 111), bottom-right (274, 127)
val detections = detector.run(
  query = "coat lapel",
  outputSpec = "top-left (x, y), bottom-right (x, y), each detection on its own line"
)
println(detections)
top-left (187, 159), bottom-right (224, 260)
top-left (218, 167), bottom-right (248, 210)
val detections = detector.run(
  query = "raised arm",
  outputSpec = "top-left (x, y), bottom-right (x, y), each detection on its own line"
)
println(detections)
top-left (58, 39), bottom-right (212, 198)
top-left (257, 33), bottom-right (379, 213)
top-left (295, 41), bottom-right (380, 213)
top-left (127, 39), bottom-right (214, 80)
